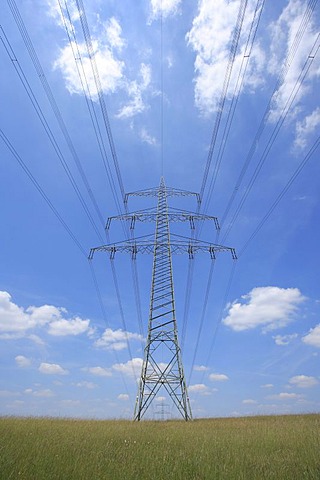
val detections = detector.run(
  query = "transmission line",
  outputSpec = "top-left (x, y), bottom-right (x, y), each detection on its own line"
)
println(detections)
top-left (0, 26), bottom-right (104, 244)
top-left (222, 32), bottom-right (320, 243)
top-left (199, 0), bottom-right (249, 203)
top-left (239, 134), bottom-right (320, 257)
top-left (57, 0), bottom-right (124, 222)
top-left (201, 0), bottom-right (265, 217)
top-left (188, 259), bottom-right (216, 387)
top-left (220, 0), bottom-right (319, 230)
top-left (74, 0), bottom-right (126, 203)
top-left (6, 0), bottom-right (106, 233)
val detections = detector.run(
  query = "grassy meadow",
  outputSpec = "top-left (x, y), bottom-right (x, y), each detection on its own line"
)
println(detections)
top-left (0, 414), bottom-right (319, 479)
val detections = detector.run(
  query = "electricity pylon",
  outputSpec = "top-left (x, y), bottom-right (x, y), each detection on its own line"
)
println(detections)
top-left (89, 178), bottom-right (236, 421)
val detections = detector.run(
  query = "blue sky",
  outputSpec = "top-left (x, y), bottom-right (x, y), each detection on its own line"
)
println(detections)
top-left (0, 0), bottom-right (319, 420)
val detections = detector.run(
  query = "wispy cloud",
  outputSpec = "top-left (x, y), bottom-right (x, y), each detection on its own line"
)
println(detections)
top-left (140, 127), bottom-right (158, 146)
top-left (273, 333), bottom-right (298, 346)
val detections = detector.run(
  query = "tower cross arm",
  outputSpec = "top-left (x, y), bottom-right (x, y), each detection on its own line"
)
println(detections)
top-left (89, 235), bottom-right (236, 260)
top-left (106, 207), bottom-right (219, 230)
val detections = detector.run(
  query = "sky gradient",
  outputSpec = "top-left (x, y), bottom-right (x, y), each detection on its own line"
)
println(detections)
top-left (1, 0), bottom-right (320, 419)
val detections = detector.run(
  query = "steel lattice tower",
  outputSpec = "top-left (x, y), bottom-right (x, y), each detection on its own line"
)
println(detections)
top-left (89, 177), bottom-right (236, 421)
top-left (134, 178), bottom-right (191, 420)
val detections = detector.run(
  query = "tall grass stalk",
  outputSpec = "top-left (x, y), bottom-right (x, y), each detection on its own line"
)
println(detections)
top-left (0, 414), bottom-right (319, 479)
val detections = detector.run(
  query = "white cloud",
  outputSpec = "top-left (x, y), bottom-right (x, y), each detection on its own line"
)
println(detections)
top-left (95, 328), bottom-right (142, 351)
top-left (242, 399), bottom-right (257, 404)
top-left (149, 0), bottom-right (181, 22)
top-left (268, 392), bottom-right (304, 401)
top-left (194, 365), bottom-right (209, 372)
top-left (39, 362), bottom-right (69, 375)
top-left (209, 373), bottom-right (229, 382)
top-left (54, 40), bottom-right (124, 98)
top-left (302, 324), bottom-right (320, 348)
top-left (75, 381), bottom-right (96, 389)
top-left (267, 0), bottom-right (320, 123)
top-left (25, 388), bottom-right (55, 398)
top-left (188, 383), bottom-right (211, 395)
top-left (105, 17), bottom-right (126, 51)
top-left (116, 64), bottom-right (152, 119)
top-left (112, 357), bottom-right (143, 378)
top-left (15, 355), bottom-right (31, 368)
top-left (186, 0), bottom-right (265, 115)
top-left (289, 375), bottom-right (319, 388)
top-left (82, 366), bottom-right (112, 377)
top-left (261, 384), bottom-right (274, 389)
top-left (155, 396), bottom-right (166, 402)
top-left (294, 107), bottom-right (320, 150)
top-left (48, 317), bottom-right (91, 336)
top-left (140, 127), bottom-right (158, 146)
top-left (273, 333), bottom-right (298, 346)
top-left (118, 393), bottom-right (129, 401)
top-left (0, 291), bottom-right (93, 339)
top-left (223, 287), bottom-right (305, 332)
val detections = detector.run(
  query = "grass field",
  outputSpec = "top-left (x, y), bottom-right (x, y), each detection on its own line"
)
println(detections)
top-left (0, 414), bottom-right (319, 479)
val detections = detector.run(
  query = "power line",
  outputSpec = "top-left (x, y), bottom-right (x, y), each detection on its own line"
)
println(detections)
top-left (201, 0), bottom-right (265, 217)
top-left (0, 25), bottom-right (104, 244)
top-left (57, 0), bottom-right (124, 222)
top-left (220, 0), bottom-right (319, 230)
top-left (0, 128), bottom-right (87, 257)
top-left (222, 32), bottom-right (320, 243)
top-left (74, 0), bottom-right (126, 203)
top-left (188, 259), bottom-right (216, 387)
top-left (199, 0), bottom-right (249, 203)
top-left (239, 134), bottom-right (320, 257)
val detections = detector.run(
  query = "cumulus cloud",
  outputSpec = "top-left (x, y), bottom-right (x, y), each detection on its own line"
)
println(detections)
top-left (267, 0), bottom-right (320, 123)
top-left (48, 4), bottom-right (152, 119)
top-left (48, 317), bottom-right (91, 336)
top-left (194, 365), bottom-right (209, 372)
top-left (302, 324), bottom-right (320, 348)
top-left (186, 0), bottom-right (265, 115)
top-left (209, 373), bottom-right (229, 382)
top-left (95, 328), bottom-right (142, 351)
top-left (82, 366), bottom-right (112, 377)
top-left (273, 333), bottom-right (298, 346)
top-left (155, 396), bottom-right (166, 402)
top-left (39, 362), bottom-right (69, 375)
top-left (294, 107), bottom-right (320, 150)
top-left (223, 287), bottom-right (305, 332)
top-left (25, 388), bottom-right (55, 397)
top-left (188, 383), bottom-right (211, 395)
top-left (15, 355), bottom-right (31, 368)
top-left (242, 399), bottom-right (257, 404)
top-left (0, 291), bottom-right (93, 339)
top-left (261, 384), bottom-right (274, 389)
top-left (118, 393), bottom-right (129, 401)
top-left (112, 357), bottom-right (143, 378)
top-left (289, 375), bottom-right (319, 388)
top-left (75, 381), bottom-right (97, 389)
top-left (149, 0), bottom-right (182, 22)
top-left (268, 392), bottom-right (304, 401)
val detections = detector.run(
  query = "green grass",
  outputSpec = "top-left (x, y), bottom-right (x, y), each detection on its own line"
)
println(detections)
top-left (0, 414), bottom-right (319, 479)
